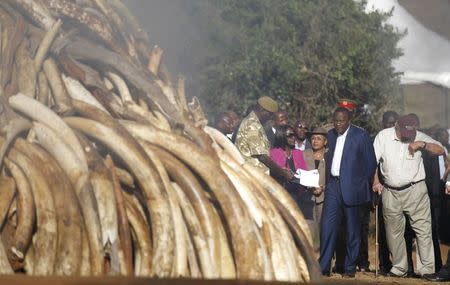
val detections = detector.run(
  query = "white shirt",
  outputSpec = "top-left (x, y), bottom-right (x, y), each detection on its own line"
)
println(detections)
top-left (373, 127), bottom-right (442, 187)
top-left (295, 141), bottom-right (305, 151)
top-left (438, 148), bottom-right (448, 179)
top-left (331, 127), bottom-right (349, 176)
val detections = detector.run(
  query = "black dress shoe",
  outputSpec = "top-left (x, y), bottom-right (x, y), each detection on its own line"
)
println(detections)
top-left (321, 271), bottom-right (331, 277)
top-left (406, 271), bottom-right (421, 278)
top-left (342, 271), bottom-right (356, 278)
top-left (386, 271), bottom-right (406, 278)
top-left (423, 273), bottom-right (450, 282)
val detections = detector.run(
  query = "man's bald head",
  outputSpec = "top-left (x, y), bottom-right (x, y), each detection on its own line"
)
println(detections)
top-left (273, 111), bottom-right (288, 128)
top-left (225, 111), bottom-right (240, 130)
top-left (215, 112), bottom-right (235, 135)
top-left (382, 111), bottom-right (399, 129)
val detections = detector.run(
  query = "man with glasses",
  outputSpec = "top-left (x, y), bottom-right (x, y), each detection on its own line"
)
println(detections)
top-left (372, 114), bottom-right (444, 278)
top-left (294, 120), bottom-right (312, 151)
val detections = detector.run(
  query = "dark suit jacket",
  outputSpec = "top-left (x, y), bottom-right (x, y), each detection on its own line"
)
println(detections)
top-left (422, 151), bottom-right (442, 209)
top-left (265, 126), bottom-right (276, 147)
top-left (325, 125), bottom-right (377, 206)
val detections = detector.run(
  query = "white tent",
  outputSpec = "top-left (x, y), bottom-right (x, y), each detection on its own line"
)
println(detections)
top-left (366, 0), bottom-right (450, 88)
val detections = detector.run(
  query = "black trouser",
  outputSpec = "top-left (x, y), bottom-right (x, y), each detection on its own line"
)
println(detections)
top-left (334, 204), bottom-right (370, 271)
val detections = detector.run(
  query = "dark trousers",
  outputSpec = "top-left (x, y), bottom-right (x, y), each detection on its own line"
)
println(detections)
top-left (319, 178), bottom-right (361, 273)
top-left (335, 204), bottom-right (371, 271)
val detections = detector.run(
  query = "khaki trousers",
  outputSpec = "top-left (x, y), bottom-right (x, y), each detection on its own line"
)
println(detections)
top-left (382, 181), bottom-right (435, 275)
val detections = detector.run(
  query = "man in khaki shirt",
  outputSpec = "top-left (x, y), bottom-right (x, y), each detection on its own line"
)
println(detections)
top-left (235, 96), bottom-right (293, 181)
top-left (372, 114), bottom-right (444, 278)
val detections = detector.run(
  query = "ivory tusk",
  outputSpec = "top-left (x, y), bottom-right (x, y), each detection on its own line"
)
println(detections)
top-left (8, 146), bottom-right (57, 275)
top-left (106, 72), bottom-right (134, 106)
top-left (118, 120), bottom-right (264, 279)
top-left (34, 18), bottom-right (62, 72)
top-left (42, 58), bottom-right (73, 115)
top-left (15, 139), bottom-right (83, 275)
top-left (64, 107), bottom-right (174, 277)
top-left (105, 156), bottom-right (133, 276)
top-left (8, 93), bottom-right (87, 171)
top-left (62, 74), bottom-right (109, 113)
top-left (4, 158), bottom-right (35, 270)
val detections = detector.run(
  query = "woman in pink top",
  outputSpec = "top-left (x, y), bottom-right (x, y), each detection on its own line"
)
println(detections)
top-left (270, 125), bottom-right (307, 204)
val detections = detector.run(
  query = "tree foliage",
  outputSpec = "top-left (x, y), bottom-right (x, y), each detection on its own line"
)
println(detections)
top-left (186, 0), bottom-right (405, 133)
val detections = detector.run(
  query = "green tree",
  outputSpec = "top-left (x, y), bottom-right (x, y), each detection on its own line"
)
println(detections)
top-left (186, 0), bottom-right (405, 133)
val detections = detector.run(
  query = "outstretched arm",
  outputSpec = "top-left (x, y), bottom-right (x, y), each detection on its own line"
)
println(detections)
top-left (256, 154), bottom-right (294, 181)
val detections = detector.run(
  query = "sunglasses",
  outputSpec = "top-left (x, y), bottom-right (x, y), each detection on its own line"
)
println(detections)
top-left (297, 124), bottom-right (308, 129)
top-left (286, 133), bottom-right (295, 137)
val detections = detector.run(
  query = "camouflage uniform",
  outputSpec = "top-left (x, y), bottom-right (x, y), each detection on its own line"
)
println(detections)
top-left (235, 111), bottom-right (270, 173)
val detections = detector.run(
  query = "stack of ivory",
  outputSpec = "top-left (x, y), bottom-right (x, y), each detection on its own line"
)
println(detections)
top-left (0, 0), bottom-right (320, 282)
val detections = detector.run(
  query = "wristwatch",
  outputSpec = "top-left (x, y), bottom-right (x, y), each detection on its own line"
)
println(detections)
top-left (421, 142), bottom-right (427, 150)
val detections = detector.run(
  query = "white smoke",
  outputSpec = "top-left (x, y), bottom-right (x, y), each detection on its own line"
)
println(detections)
top-left (366, 0), bottom-right (450, 77)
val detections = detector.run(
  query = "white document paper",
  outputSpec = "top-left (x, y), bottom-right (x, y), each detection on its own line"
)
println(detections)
top-left (294, 169), bottom-right (320, 188)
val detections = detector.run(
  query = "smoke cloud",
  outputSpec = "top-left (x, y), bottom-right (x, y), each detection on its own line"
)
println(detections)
top-left (366, 0), bottom-right (450, 73)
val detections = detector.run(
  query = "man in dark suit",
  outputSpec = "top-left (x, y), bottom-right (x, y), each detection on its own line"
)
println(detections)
top-left (265, 111), bottom-right (288, 147)
top-left (319, 107), bottom-right (377, 277)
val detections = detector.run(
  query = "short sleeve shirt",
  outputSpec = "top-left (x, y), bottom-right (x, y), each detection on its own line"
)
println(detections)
top-left (373, 127), bottom-right (442, 187)
top-left (235, 111), bottom-right (270, 172)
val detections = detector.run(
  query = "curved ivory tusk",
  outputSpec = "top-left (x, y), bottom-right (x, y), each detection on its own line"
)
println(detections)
top-left (124, 194), bottom-right (152, 276)
top-left (220, 153), bottom-right (302, 281)
top-left (34, 18), bottom-right (62, 72)
top-left (0, 238), bottom-right (13, 274)
top-left (105, 156), bottom-right (133, 276)
top-left (106, 72), bottom-right (134, 106)
top-left (4, 158), bottom-right (35, 270)
top-left (113, 166), bottom-right (134, 189)
top-left (117, 120), bottom-right (264, 279)
top-left (15, 139), bottom-right (83, 275)
top-left (244, 164), bottom-right (321, 282)
top-left (170, 182), bottom-right (215, 278)
top-left (79, 222), bottom-right (91, 276)
top-left (8, 93), bottom-right (87, 171)
top-left (149, 147), bottom-right (221, 277)
top-left (15, 40), bottom-right (37, 98)
top-left (42, 58), bottom-right (73, 115)
top-left (204, 126), bottom-right (245, 165)
top-left (62, 74), bottom-right (109, 113)
top-left (37, 71), bottom-right (50, 105)
top-left (31, 122), bottom-right (104, 275)
top-left (32, 122), bottom-right (87, 192)
top-left (64, 110), bottom-right (174, 277)
top-left (8, 147), bottom-right (57, 275)
top-left (138, 143), bottom-right (187, 277)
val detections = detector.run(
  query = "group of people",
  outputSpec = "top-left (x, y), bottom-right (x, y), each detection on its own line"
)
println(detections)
top-left (214, 96), bottom-right (450, 281)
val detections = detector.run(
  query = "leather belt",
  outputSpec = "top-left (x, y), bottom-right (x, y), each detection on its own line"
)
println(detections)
top-left (384, 179), bottom-right (425, 191)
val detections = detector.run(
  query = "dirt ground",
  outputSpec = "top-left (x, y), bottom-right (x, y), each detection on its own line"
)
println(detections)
top-left (321, 220), bottom-right (450, 285)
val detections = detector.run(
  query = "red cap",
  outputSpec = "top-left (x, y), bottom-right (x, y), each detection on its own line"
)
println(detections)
top-left (397, 114), bottom-right (419, 140)
top-left (337, 99), bottom-right (357, 111)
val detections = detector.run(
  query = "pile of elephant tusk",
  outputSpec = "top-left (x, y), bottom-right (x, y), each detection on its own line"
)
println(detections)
top-left (0, 0), bottom-right (320, 282)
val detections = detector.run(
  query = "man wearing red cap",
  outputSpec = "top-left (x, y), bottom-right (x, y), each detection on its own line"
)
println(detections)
top-left (372, 114), bottom-right (445, 278)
